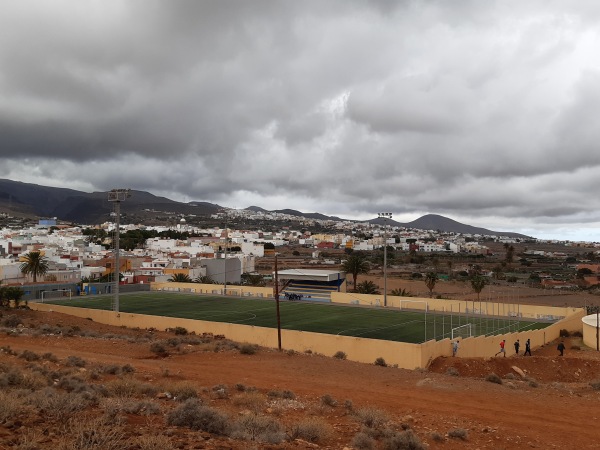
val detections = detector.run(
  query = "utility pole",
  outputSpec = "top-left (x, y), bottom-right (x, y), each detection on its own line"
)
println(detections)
top-left (378, 212), bottom-right (392, 307)
top-left (107, 189), bottom-right (131, 313)
top-left (223, 209), bottom-right (228, 295)
top-left (274, 253), bottom-right (282, 350)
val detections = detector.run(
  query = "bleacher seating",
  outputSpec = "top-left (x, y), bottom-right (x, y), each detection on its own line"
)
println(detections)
top-left (282, 281), bottom-right (339, 302)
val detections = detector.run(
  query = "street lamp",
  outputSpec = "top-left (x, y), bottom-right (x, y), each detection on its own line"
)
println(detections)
top-left (378, 212), bottom-right (393, 307)
top-left (107, 189), bottom-right (131, 313)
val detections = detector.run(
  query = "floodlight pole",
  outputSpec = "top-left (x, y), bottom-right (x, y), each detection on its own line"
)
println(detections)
top-left (274, 253), bottom-right (282, 350)
top-left (223, 211), bottom-right (228, 295)
top-left (378, 212), bottom-right (392, 307)
top-left (108, 189), bottom-right (131, 313)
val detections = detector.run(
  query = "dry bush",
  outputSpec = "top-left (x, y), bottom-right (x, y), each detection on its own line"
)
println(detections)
top-left (589, 380), bottom-right (600, 390)
top-left (106, 377), bottom-right (157, 398)
top-left (167, 381), bottom-right (199, 401)
top-left (55, 417), bottom-right (126, 450)
top-left (27, 388), bottom-right (91, 420)
top-left (166, 399), bottom-right (230, 435)
top-left (448, 428), bottom-right (469, 440)
top-left (14, 429), bottom-right (43, 450)
top-left (65, 355), bottom-right (87, 367)
top-left (445, 367), bottom-right (459, 377)
top-left (528, 379), bottom-right (539, 388)
top-left (287, 417), bottom-right (332, 443)
top-left (374, 357), bottom-right (387, 367)
top-left (382, 429), bottom-right (425, 450)
top-left (239, 343), bottom-right (258, 355)
top-left (129, 434), bottom-right (176, 450)
top-left (232, 391), bottom-right (265, 414)
top-left (430, 431), bottom-right (445, 442)
top-left (232, 413), bottom-right (285, 443)
top-left (504, 372), bottom-right (516, 380)
top-left (0, 390), bottom-right (27, 422)
top-left (19, 350), bottom-right (41, 362)
top-left (320, 394), bottom-right (337, 407)
top-left (351, 431), bottom-right (376, 450)
top-left (485, 373), bottom-right (503, 385)
top-left (333, 351), bottom-right (347, 360)
top-left (1, 314), bottom-right (22, 327)
top-left (355, 407), bottom-right (389, 429)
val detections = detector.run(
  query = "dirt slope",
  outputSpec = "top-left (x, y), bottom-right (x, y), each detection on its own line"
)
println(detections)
top-left (1, 309), bottom-right (599, 449)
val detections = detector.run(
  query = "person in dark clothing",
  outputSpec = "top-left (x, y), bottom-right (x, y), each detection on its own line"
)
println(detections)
top-left (514, 339), bottom-right (520, 355)
top-left (557, 341), bottom-right (565, 356)
top-left (524, 338), bottom-right (532, 356)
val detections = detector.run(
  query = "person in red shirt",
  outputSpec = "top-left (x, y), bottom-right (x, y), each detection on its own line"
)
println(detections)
top-left (495, 339), bottom-right (506, 357)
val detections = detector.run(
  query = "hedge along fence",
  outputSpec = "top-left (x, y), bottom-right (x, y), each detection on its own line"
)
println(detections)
top-left (151, 282), bottom-right (273, 298)
top-left (29, 303), bottom-right (585, 370)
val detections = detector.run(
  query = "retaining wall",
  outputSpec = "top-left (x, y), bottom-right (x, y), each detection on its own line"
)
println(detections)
top-left (151, 282), bottom-right (272, 298)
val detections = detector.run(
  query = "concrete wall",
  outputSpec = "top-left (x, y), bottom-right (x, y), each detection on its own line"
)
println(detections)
top-left (29, 300), bottom-right (586, 370)
top-left (151, 282), bottom-right (272, 298)
top-left (330, 292), bottom-right (581, 320)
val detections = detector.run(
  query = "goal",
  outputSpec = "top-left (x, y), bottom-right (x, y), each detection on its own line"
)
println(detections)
top-left (399, 299), bottom-right (429, 312)
top-left (223, 287), bottom-right (242, 297)
top-left (40, 289), bottom-right (72, 302)
top-left (451, 323), bottom-right (473, 340)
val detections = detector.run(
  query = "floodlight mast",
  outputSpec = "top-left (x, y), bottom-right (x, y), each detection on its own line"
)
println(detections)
top-left (378, 212), bottom-right (393, 307)
top-left (108, 189), bottom-right (131, 313)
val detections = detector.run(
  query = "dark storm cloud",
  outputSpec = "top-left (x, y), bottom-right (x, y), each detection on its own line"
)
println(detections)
top-left (2, 1), bottom-right (600, 239)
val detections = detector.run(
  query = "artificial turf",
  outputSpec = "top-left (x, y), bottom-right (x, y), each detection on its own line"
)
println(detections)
top-left (46, 292), bottom-right (550, 344)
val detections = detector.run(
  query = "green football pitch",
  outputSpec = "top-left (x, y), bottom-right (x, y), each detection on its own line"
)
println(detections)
top-left (45, 292), bottom-right (551, 344)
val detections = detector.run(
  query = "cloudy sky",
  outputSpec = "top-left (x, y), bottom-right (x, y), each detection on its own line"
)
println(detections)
top-left (1, 1), bottom-right (600, 241)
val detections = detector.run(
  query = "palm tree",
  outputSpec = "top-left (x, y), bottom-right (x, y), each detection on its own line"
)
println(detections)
top-left (241, 273), bottom-right (266, 287)
top-left (424, 272), bottom-right (438, 298)
top-left (470, 275), bottom-right (487, 301)
top-left (341, 254), bottom-right (370, 291)
top-left (194, 275), bottom-right (215, 284)
top-left (169, 273), bottom-right (192, 283)
top-left (356, 280), bottom-right (380, 294)
top-left (390, 288), bottom-right (412, 297)
top-left (19, 251), bottom-right (49, 283)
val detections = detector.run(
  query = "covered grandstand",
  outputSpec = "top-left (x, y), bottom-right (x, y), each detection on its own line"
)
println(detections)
top-left (276, 269), bottom-right (346, 302)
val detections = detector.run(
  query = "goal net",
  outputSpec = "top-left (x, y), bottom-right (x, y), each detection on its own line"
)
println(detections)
top-left (40, 289), bottom-right (72, 302)
top-left (399, 299), bottom-right (429, 312)
top-left (451, 323), bottom-right (473, 340)
top-left (223, 287), bottom-right (242, 297)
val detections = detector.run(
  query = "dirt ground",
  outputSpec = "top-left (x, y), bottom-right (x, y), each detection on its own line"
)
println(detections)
top-left (1, 309), bottom-right (600, 449)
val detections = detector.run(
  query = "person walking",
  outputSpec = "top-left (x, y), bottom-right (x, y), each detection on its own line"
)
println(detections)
top-left (452, 340), bottom-right (460, 357)
top-left (557, 340), bottom-right (565, 356)
top-left (514, 339), bottom-right (520, 355)
top-left (524, 338), bottom-right (532, 356)
top-left (495, 339), bottom-right (506, 357)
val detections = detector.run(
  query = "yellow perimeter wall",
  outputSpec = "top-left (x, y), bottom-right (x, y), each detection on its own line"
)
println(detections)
top-left (151, 282), bottom-right (273, 298)
top-left (30, 298), bottom-right (586, 370)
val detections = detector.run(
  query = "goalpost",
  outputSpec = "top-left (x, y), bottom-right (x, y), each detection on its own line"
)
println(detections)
top-left (451, 323), bottom-right (473, 340)
top-left (223, 287), bottom-right (242, 297)
top-left (40, 289), bottom-right (72, 303)
top-left (399, 300), bottom-right (429, 312)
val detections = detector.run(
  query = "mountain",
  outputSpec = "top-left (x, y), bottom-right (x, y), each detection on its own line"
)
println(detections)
top-left (370, 213), bottom-right (530, 239)
top-left (0, 179), bottom-right (221, 224)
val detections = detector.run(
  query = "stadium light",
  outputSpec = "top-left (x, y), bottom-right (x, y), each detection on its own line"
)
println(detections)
top-left (378, 212), bottom-right (393, 307)
top-left (108, 189), bottom-right (131, 313)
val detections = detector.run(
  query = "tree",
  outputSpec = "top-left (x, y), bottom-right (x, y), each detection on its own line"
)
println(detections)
top-left (470, 275), bottom-right (487, 301)
top-left (19, 251), bottom-right (49, 283)
top-left (390, 288), bottom-right (412, 297)
top-left (424, 272), bottom-right (438, 298)
top-left (341, 254), bottom-right (370, 291)
top-left (5, 287), bottom-right (25, 308)
top-left (505, 244), bottom-right (515, 264)
top-left (194, 275), bottom-right (215, 284)
top-left (356, 280), bottom-right (380, 294)
top-left (169, 273), bottom-right (192, 283)
top-left (241, 273), bottom-right (266, 287)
